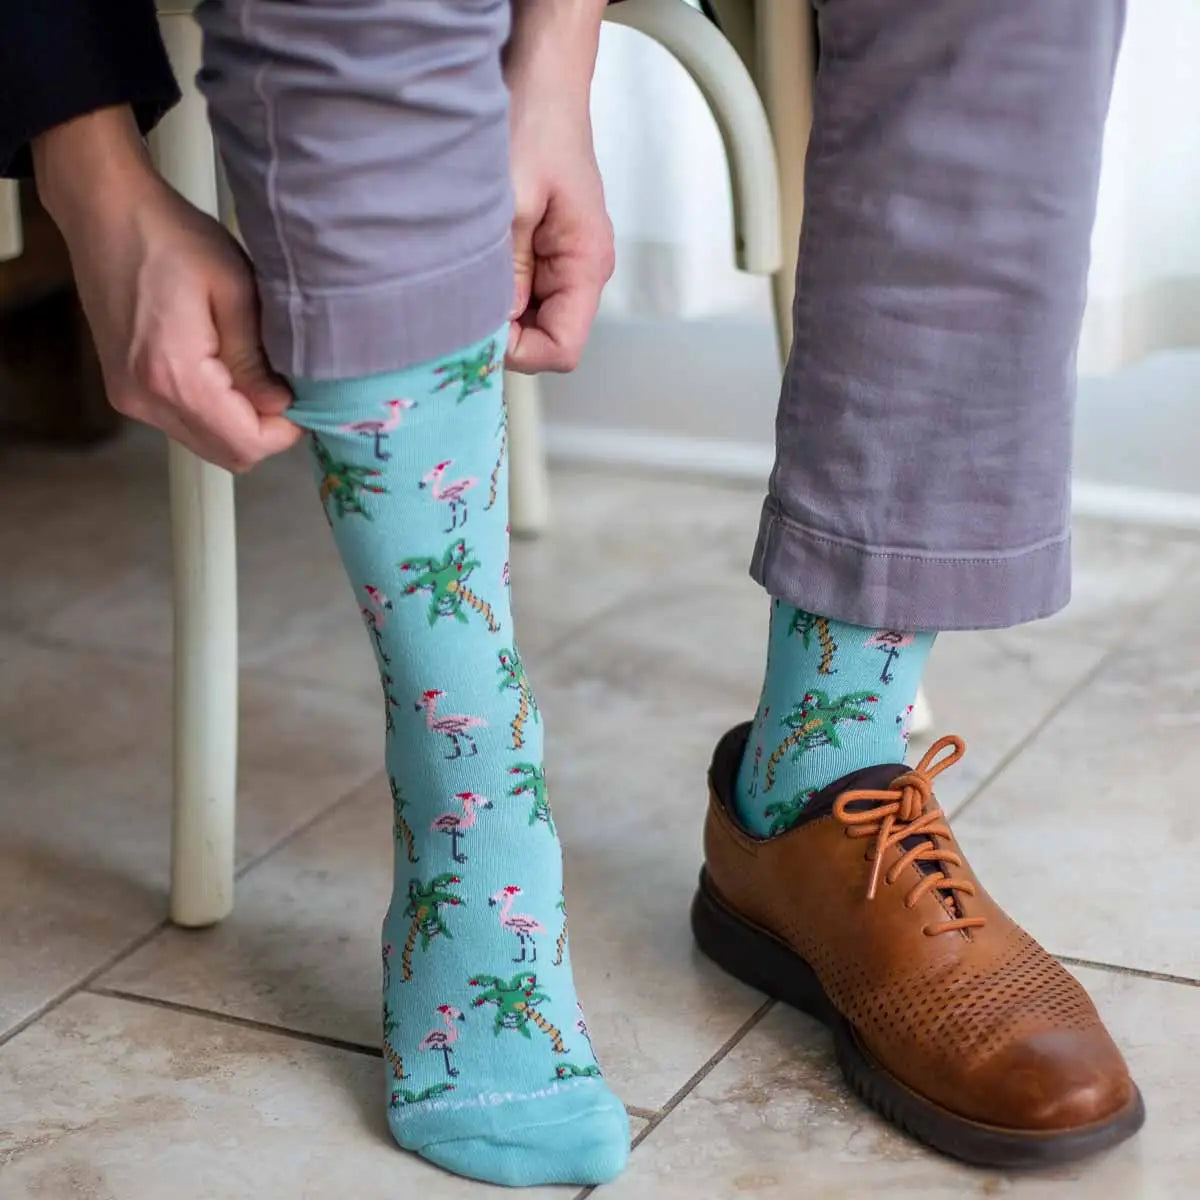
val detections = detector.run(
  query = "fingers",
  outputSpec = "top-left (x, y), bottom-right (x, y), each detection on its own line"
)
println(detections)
top-left (211, 268), bottom-right (294, 417)
top-left (506, 249), bottom-right (607, 374)
top-left (121, 349), bottom-right (299, 474)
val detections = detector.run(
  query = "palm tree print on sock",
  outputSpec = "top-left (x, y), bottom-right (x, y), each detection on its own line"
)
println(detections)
top-left (508, 762), bottom-right (554, 833)
top-left (496, 646), bottom-right (539, 749)
top-left (554, 1063), bottom-right (602, 1082)
top-left (864, 629), bottom-right (916, 684)
top-left (390, 777), bottom-right (418, 864)
top-left (310, 433), bottom-right (387, 520)
top-left (552, 892), bottom-right (568, 967)
top-left (398, 540), bottom-right (500, 632)
top-left (485, 404), bottom-right (507, 511)
top-left (763, 789), bottom-right (816, 836)
top-left (382, 998), bottom-right (407, 1081)
top-left (433, 339), bottom-right (502, 402)
top-left (763, 689), bottom-right (880, 792)
top-left (391, 1083), bottom-right (455, 1109)
top-left (400, 874), bottom-right (464, 982)
top-left (469, 972), bottom-right (567, 1052)
top-left (788, 609), bottom-right (838, 676)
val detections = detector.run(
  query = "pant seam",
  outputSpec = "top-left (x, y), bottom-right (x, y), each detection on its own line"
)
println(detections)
top-left (248, 6), bottom-right (304, 374)
top-left (761, 499), bottom-right (1069, 566)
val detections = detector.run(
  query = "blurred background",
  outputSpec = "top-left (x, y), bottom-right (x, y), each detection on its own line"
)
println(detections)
top-left (539, 0), bottom-right (1200, 523)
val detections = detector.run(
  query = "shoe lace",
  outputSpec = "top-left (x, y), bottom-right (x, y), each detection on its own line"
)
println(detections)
top-left (832, 735), bottom-right (986, 937)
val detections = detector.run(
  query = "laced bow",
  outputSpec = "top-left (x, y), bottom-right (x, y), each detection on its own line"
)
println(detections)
top-left (832, 735), bottom-right (986, 936)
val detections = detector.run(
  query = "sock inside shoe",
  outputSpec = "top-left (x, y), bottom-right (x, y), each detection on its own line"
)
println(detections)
top-left (735, 601), bottom-right (935, 838)
top-left (288, 331), bottom-right (628, 1188)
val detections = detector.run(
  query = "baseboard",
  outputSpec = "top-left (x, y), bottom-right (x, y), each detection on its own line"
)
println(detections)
top-left (544, 424), bottom-right (773, 485)
top-left (1069, 479), bottom-right (1200, 531)
top-left (544, 423), bottom-right (1200, 532)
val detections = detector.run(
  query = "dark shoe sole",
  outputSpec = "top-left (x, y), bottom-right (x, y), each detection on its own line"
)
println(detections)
top-left (691, 869), bottom-right (1145, 1168)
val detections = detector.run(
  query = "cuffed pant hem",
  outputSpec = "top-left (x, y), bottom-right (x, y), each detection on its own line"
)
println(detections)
top-left (260, 235), bottom-right (513, 381)
top-left (749, 498), bottom-right (1071, 631)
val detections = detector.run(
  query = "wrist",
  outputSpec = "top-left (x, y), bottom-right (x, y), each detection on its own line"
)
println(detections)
top-left (33, 106), bottom-right (164, 237)
top-left (505, 0), bottom-right (607, 103)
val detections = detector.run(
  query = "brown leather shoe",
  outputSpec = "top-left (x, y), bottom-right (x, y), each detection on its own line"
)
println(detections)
top-left (693, 724), bottom-right (1144, 1167)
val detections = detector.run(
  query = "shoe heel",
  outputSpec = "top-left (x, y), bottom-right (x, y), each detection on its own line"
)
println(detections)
top-left (691, 870), bottom-right (836, 1028)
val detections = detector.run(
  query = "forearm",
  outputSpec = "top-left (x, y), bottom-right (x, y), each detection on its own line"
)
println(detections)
top-left (505, 0), bottom-right (608, 101)
top-left (33, 105), bottom-right (165, 238)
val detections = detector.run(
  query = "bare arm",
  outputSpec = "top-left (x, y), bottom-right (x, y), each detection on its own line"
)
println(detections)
top-left (33, 106), bottom-right (298, 472)
top-left (505, 0), bottom-right (614, 373)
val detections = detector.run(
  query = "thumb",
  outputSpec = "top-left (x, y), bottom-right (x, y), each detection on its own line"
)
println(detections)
top-left (211, 275), bottom-right (293, 416)
top-left (510, 210), bottom-right (536, 321)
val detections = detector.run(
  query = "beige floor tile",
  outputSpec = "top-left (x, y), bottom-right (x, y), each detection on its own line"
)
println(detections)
top-left (913, 521), bottom-right (1199, 814)
top-left (0, 992), bottom-right (587, 1200)
top-left (0, 432), bottom-right (169, 634)
top-left (950, 562), bottom-right (1200, 981)
top-left (0, 633), bottom-right (381, 1040)
top-left (605, 967), bottom-right (1197, 1200)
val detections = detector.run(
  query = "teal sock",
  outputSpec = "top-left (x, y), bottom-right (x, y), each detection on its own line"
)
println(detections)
top-left (735, 600), bottom-right (936, 837)
top-left (288, 331), bottom-right (628, 1189)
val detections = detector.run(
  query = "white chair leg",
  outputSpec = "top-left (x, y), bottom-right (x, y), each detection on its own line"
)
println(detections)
top-left (754, 0), bottom-right (816, 364)
top-left (151, 7), bottom-right (239, 927)
top-left (605, 0), bottom-right (781, 276)
top-left (909, 684), bottom-right (935, 738)
top-left (506, 370), bottom-right (551, 537)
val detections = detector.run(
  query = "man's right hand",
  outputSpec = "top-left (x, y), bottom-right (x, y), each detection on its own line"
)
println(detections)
top-left (33, 106), bottom-right (299, 474)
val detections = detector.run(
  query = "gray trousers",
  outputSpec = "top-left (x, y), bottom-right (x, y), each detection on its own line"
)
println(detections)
top-left (197, 0), bottom-right (1125, 631)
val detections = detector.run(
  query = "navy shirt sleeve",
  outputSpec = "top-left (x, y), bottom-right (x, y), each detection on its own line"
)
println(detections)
top-left (1, 0), bottom-right (181, 178)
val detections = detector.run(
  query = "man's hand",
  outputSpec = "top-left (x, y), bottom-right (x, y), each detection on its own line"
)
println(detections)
top-left (34, 106), bottom-right (299, 473)
top-left (505, 0), bottom-right (614, 374)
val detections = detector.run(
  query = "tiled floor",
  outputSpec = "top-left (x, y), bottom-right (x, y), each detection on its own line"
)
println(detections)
top-left (2, 426), bottom-right (1198, 1199)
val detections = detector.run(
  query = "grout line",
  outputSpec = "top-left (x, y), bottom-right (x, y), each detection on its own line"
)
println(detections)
top-left (948, 649), bottom-right (1117, 822)
top-left (576, 999), bottom-right (775, 1199)
top-left (625, 1105), bottom-right (659, 1121)
top-left (950, 551), bottom-right (1200, 823)
top-left (1056, 956), bottom-right (1200, 989)
top-left (231, 769), bottom-right (381, 883)
top-left (0, 771), bottom-right (380, 1055)
top-left (0, 921), bottom-right (169, 1051)
top-left (86, 986), bottom-right (384, 1055)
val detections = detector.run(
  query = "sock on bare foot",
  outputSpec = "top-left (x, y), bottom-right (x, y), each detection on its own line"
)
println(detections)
top-left (288, 332), bottom-right (628, 1187)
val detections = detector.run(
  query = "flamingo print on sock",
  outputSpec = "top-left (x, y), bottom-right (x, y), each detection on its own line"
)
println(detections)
top-left (339, 398), bottom-right (413, 461)
top-left (361, 584), bottom-right (393, 665)
top-left (489, 885), bottom-right (546, 964)
top-left (418, 1004), bottom-right (465, 1078)
top-left (420, 459), bottom-right (478, 532)
top-left (414, 689), bottom-right (488, 759)
top-left (430, 791), bottom-right (493, 863)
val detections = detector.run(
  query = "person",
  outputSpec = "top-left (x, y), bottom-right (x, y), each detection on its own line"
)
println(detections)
top-left (3, 0), bottom-right (1143, 1188)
